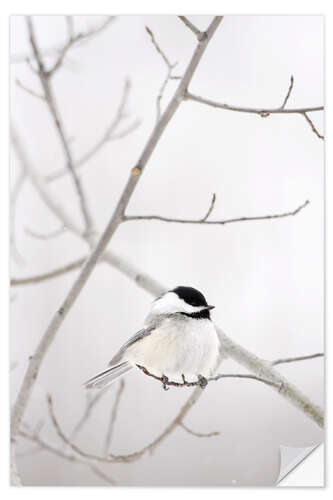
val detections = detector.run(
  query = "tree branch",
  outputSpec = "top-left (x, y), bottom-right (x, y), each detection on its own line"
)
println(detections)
top-left (11, 257), bottom-right (87, 286)
top-left (281, 75), bottom-right (294, 109)
top-left (145, 26), bottom-right (180, 123)
top-left (124, 199), bottom-right (309, 225)
top-left (179, 422), bottom-right (220, 438)
top-left (302, 112), bottom-right (324, 140)
top-left (178, 16), bottom-right (204, 40)
top-left (26, 16), bottom-right (94, 236)
top-left (271, 352), bottom-right (324, 366)
top-left (16, 78), bottom-right (45, 100)
top-left (185, 91), bottom-right (323, 115)
top-left (185, 88), bottom-right (324, 139)
top-left (24, 225), bottom-right (66, 240)
top-left (136, 364), bottom-right (282, 390)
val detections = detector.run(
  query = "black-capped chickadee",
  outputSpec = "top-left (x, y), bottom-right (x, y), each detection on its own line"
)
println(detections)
top-left (84, 286), bottom-right (220, 389)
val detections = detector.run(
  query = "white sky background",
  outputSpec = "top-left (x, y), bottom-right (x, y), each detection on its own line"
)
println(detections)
top-left (10, 15), bottom-right (324, 486)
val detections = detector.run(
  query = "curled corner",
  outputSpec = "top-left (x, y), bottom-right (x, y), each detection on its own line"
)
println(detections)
top-left (276, 443), bottom-right (322, 485)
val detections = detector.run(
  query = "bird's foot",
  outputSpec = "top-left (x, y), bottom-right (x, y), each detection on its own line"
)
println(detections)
top-left (198, 375), bottom-right (208, 389)
top-left (161, 375), bottom-right (169, 391)
top-left (181, 374), bottom-right (188, 385)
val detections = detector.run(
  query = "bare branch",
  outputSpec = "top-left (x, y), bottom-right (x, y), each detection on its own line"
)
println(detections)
top-left (45, 16), bottom-right (115, 76)
top-left (146, 25), bottom-right (179, 123)
top-left (145, 26), bottom-right (174, 69)
top-left (45, 80), bottom-right (140, 182)
top-left (12, 17), bottom-right (115, 66)
top-left (26, 16), bottom-right (94, 236)
top-left (281, 75), bottom-right (294, 109)
top-left (185, 91), bottom-right (323, 115)
top-left (103, 379), bottom-right (125, 456)
top-left (11, 257), bottom-right (87, 286)
top-left (302, 112), bottom-right (324, 140)
top-left (11, 16), bottom-right (224, 441)
top-left (25, 224), bottom-right (66, 240)
top-left (178, 16), bottom-right (204, 40)
top-left (136, 364), bottom-right (282, 390)
top-left (16, 78), bottom-right (45, 100)
top-left (11, 125), bottom-right (83, 238)
top-left (201, 193), bottom-right (216, 221)
top-left (179, 422), bottom-right (220, 438)
top-left (272, 353), bottom-right (324, 366)
top-left (124, 199), bottom-right (309, 225)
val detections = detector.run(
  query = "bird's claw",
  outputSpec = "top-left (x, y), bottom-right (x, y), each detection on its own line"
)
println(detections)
top-left (198, 375), bottom-right (208, 389)
top-left (161, 375), bottom-right (169, 391)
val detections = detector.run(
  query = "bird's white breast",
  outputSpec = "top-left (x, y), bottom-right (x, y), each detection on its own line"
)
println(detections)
top-left (124, 316), bottom-right (220, 381)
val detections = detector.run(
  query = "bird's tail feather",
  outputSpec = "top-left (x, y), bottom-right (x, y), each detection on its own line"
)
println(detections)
top-left (84, 362), bottom-right (132, 389)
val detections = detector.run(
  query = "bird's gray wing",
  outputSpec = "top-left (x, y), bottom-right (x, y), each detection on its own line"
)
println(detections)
top-left (108, 324), bottom-right (157, 366)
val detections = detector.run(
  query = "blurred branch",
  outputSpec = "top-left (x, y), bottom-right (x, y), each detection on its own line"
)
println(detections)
top-left (25, 224), bottom-right (66, 240)
top-left (11, 257), bottom-right (87, 286)
top-left (12, 17), bottom-right (115, 65)
top-left (46, 80), bottom-right (141, 182)
top-left (271, 352), bottom-right (324, 366)
top-left (184, 91), bottom-right (324, 139)
top-left (26, 16), bottom-right (94, 236)
top-left (145, 26), bottom-right (180, 123)
top-left (124, 199), bottom-right (310, 225)
top-left (11, 16), bottom-right (224, 444)
top-left (16, 78), bottom-right (45, 100)
top-left (103, 379), bottom-right (125, 456)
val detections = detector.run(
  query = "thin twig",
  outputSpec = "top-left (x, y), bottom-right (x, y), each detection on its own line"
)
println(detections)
top-left (25, 225), bottom-right (66, 240)
top-left (13, 17), bottom-right (115, 66)
top-left (125, 199), bottom-right (309, 225)
top-left (201, 192), bottom-right (216, 221)
top-left (11, 257), bottom-right (87, 286)
top-left (178, 16), bottom-right (203, 40)
top-left (103, 379), bottom-right (125, 456)
top-left (272, 353), bottom-right (324, 366)
top-left (145, 25), bottom-right (179, 123)
top-left (16, 78), bottom-right (45, 100)
top-left (180, 422), bottom-right (220, 438)
top-left (145, 26), bottom-right (174, 69)
top-left (302, 112), bottom-right (324, 140)
top-left (281, 75), bottom-right (294, 109)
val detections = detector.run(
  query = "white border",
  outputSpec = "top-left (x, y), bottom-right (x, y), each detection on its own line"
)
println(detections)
top-left (1, 1), bottom-right (330, 498)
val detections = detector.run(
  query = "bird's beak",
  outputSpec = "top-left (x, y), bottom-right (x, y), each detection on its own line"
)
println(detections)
top-left (206, 305), bottom-right (215, 311)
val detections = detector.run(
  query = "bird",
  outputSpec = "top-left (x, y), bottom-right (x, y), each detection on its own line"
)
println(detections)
top-left (84, 286), bottom-right (221, 390)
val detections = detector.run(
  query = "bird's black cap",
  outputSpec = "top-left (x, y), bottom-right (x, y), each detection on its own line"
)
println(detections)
top-left (172, 286), bottom-right (209, 307)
